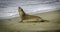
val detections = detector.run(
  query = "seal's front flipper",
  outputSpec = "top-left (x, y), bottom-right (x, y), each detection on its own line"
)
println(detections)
top-left (19, 21), bottom-right (23, 23)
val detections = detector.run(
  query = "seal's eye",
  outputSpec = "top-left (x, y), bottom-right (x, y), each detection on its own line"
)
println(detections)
top-left (21, 9), bottom-right (23, 11)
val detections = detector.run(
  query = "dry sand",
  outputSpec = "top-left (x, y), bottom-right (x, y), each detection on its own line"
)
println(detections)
top-left (0, 10), bottom-right (60, 32)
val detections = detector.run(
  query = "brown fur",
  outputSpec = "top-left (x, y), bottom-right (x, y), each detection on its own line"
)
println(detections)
top-left (18, 7), bottom-right (48, 23)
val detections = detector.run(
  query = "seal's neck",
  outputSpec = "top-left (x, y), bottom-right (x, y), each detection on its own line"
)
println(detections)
top-left (18, 7), bottom-right (26, 18)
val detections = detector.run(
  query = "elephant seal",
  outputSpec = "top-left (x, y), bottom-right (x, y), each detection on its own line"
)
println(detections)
top-left (18, 7), bottom-right (48, 23)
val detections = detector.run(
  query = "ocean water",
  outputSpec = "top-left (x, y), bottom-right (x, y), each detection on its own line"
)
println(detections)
top-left (0, 0), bottom-right (60, 19)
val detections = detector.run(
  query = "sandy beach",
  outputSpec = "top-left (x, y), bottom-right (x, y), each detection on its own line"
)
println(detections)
top-left (0, 10), bottom-right (60, 32)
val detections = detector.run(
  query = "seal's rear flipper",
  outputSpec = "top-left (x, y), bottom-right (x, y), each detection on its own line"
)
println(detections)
top-left (41, 20), bottom-right (49, 22)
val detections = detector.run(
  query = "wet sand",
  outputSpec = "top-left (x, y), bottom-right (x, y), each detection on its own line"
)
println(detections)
top-left (0, 11), bottom-right (60, 32)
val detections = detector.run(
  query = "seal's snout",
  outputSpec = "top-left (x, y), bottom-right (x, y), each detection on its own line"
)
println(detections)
top-left (18, 7), bottom-right (21, 9)
top-left (18, 7), bottom-right (23, 10)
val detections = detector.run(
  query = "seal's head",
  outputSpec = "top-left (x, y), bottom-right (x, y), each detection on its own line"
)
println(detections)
top-left (18, 7), bottom-right (26, 17)
top-left (18, 7), bottom-right (23, 12)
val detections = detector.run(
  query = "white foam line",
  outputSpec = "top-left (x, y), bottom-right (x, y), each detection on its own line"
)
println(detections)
top-left (0, 8), bottom-right (59, 19)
